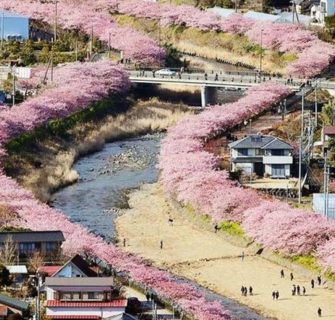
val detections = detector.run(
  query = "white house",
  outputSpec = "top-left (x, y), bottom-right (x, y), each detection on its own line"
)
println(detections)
top-left (311, 0), bottom-right (335, 24)
top-left (228, 135), bottom-right (293, 178)
top-left (45, 277), bottom-right (127, 320)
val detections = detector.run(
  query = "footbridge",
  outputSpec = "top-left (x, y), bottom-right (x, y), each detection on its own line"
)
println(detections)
top-left (128, 70), bottom-right (335, 107)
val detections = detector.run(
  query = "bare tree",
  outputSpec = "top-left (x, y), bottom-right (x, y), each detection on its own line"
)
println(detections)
top-left (28, 252), bottom-right (44, 273)
top-left (0, 204), bottom-right (18, 230)
top-left (0, 236), bottom-right (18, 265)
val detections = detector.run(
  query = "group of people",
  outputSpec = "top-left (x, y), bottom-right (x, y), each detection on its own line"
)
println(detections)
top-left (291, 284), bottom-right (306, 296)
top-left (240, 286), bottom-right (253, 296)
top-left (272, 291), bottom-right (280, 300)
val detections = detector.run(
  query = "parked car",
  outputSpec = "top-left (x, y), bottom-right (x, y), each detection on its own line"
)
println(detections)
top-left (155, 68), bottom-right (176, 76)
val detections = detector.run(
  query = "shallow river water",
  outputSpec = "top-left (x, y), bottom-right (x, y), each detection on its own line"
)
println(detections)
top-left (50, 132), bottom-right (269, 320)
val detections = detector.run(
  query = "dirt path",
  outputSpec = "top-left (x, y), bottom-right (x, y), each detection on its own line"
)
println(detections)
top-left (116, 184), bottom-right (335, 320)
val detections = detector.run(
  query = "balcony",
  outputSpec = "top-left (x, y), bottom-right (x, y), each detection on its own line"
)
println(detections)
top-left (263, 156), bottom-right (293, 165)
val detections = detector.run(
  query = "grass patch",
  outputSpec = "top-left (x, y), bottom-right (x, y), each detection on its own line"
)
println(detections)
top-left (289, 255), bottom-right (322, 273)
top-left (218, 221), bottom-right (246, 239)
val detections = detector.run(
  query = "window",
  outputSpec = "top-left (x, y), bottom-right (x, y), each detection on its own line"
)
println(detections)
top-left (19, 242), bottom-right (35, 254)
top-left (271, 149), bottom-right (284, 156)
top-left (45, 242), bottom-right (57, 252)
top-left (272, 164), bottom-right (285, 177)
top-left (239, 149), bottom-right (248, 156)
top-left (60, 292), bottom-right (72, 300)
top-left (255, 149), bottom-right (264, 156)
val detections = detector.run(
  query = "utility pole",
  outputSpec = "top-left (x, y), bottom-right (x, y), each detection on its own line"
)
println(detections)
top-left (259, 29), bottom-right (263, 82)
top-left (298, 89), bottom-right (305, 204)
top-left (90, 25), bottom-right (93, 59)
top-left (324, 150), bottom-right (329, 218)
top-left (75, 38), bottom-right (78, 62)
top-left (108, 32), bottom-right (111, 59)
top-left (235, 0), bottom-right (238, 13)
top-left (12, 65), bottom-right (16, 107)
top-left (54, 0), bottom-right (58, 42)
top-left (0, 11), bottom-right (4, 51)
top-left (314, 79), bottom-right (318, 127)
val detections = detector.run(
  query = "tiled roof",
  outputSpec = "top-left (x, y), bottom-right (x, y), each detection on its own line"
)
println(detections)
top-left (0, 294), bottom-right (29, 311)
top-left (0, 231), bottom-right (65, 243)
top-left (38, 266), bottom-right (62, 276)
top-left (324, 126), bottom-right (335, 136)
top-left (229, 135), bottom-right (292, 150)
top-left (46, 316), bottom-right (100, 319)
top-left (46, 300), bottom-right (127, 308)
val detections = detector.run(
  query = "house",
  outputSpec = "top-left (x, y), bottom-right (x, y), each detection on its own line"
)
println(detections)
top-left (311, 0), bottom-right (335, 24)
top-left (0, 293), bottom-right (29, 318)
top-left (0, 231), bottom-right (65, 261)
top-left (228, 135), bottom-right (293, 178)
top-left (0, 10), bottom-right (29, 41)
top-left (45, 277), bottom-right (127, 320)
top-left (6, 265), bottom-right (28, 287)
top-left (43, 254), bottom-right (97, 278)
top-left (321, 125), bottom-right (335, 152)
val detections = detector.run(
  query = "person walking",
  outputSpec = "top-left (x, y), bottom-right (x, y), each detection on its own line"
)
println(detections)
top-left (292, 284), bottom-right (296, 296)
top-left (160, 240), bottom-right (163, 249)
top-left (311, 279), bottom-right (315, 289)
top-left (290, 272), bottom-right (294, 281)
top-left (168, 218), bottom-right (173, 226)
top-left (297, 285), bottom-right (300, 295)
top-left (280, 269), bottom-right (284, 278)
top-left (317, 276), bottom-right (322, 286)
top-left (244, 287), bottom-right (248, 296)
top-left (241, 286), bottom-right (245, 296)
top-left (275, 291), bottom-right (279, 300)
top-left (249, 286), bottom-right (253, 295)
top-left (303, 286), bottom-right (306, 295)
top-left (317, 307), bottom-right (322, 317)
top-left (272, 291), bottom-right (276, 300)
top-left (214, 224), bottom-right (218, 233)
top-left (123, 238), bottom-right (126, 247)
top-left (241, 251), bottom-right (245, 261)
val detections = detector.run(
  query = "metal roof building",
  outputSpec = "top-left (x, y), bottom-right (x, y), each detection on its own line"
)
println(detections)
top-left (0, 10), bottom-right (29, 40)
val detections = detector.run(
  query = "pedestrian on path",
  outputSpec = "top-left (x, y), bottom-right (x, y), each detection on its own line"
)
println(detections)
top-left (303, 286), bottom-right (306, 295)
top-left (241, 251), bottom-right (245, 261)
top-left (297, 285), bottom-right (300, 295)
top-left (318, 307), bottom-right (322, 317)
top-left (249, 286), bottom-right (253, 295)
top-left (317, 276), bottom-right (322, 286)
top-left (290, 272), bottom-right (294, 281)
top-left (243, 287), bottom-right (247, 296)
top-left (241, 286), bottom-right (245, 296)
top-left (280, 269), bottom-right (284, 278)
top-left (214, 224), bottom-right (218, 233)
top-left (292, 284), bottom-right (296, 296)
top-left (160, 240), bottom-right (163, 249)
top-left (168, 218), bottom-right (173, 226)
top-left (272, 291), bottom-right (276, 300)
top-left (275, 291), bottom-right (279, 300)
top-left (123, 238), bottom-right (126, 247)
top-left (311, 279), bottom-right (315, 289)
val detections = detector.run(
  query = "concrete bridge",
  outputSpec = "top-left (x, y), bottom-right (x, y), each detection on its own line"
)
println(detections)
top-left (128, 70), bottom-right (335, 107)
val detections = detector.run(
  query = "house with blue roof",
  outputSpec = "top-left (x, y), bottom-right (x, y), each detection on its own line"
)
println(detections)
top-left (228, 134), bottom-right (293, 178)
top-left (0, 10), bottom-right (29, 41)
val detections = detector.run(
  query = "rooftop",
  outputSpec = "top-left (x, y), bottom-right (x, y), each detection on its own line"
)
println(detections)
top-left (228, 135), bottom-right (293, 150)
top-left (0, 10), bottom-right (28, 19)
top-left (45, 277), bottom-right (114, 287)
top-left (0, 231), bottom-right (65, 243)
top-left (324, 126), bottom-right (335, 136)
top-left (53, 254), bottom-right (97, 277)
top-left (207, 7), bottom-right (235, 17)
top-left (0, 294), bottom-right (29, 311)
top-left (6, 265), bottom-right (28, 274)
top-left (46, 300), bottom-right (127, 308)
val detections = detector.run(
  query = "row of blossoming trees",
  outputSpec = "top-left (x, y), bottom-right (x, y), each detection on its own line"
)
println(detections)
top-left (107, 0), bottom-right (335, 78)
top-left (3, 0), bottom-right (165, 65)
top-left (0, 60), bottom-right (233, 319)
top-left (158, 81), bottom-right (335, 274)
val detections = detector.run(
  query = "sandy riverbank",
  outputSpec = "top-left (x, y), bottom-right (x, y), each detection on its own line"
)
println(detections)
top-left (116, 183), bottom-right (335, 320)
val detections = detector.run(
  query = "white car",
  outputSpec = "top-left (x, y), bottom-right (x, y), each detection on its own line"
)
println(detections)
top-left (155, 69), bottom-right (176, 76)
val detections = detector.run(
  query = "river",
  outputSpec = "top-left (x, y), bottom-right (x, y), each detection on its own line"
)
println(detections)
top-left (50, 132), bottom-right (269, 320)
